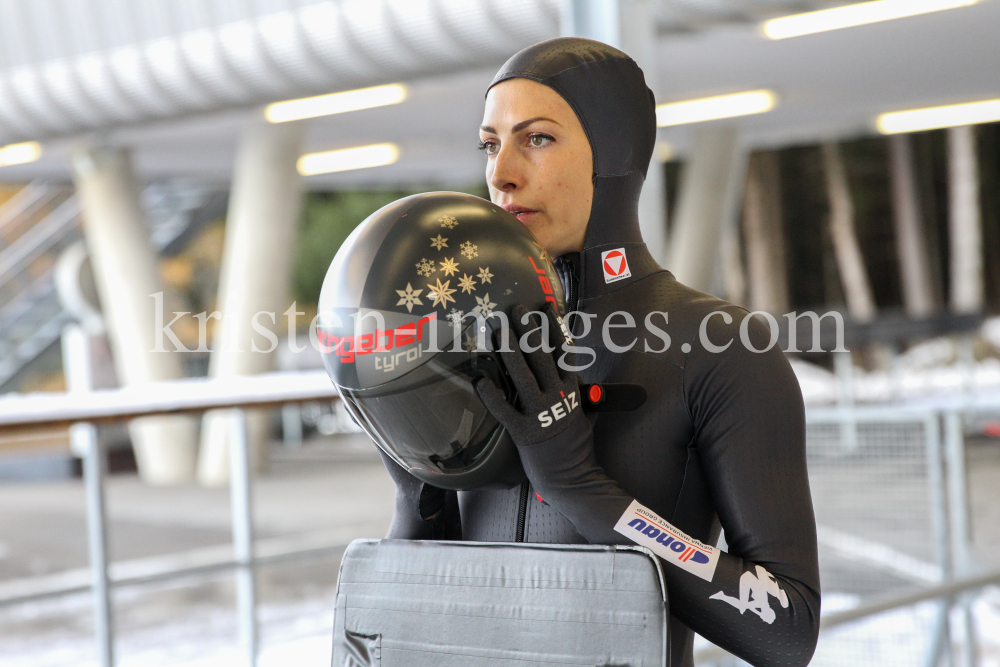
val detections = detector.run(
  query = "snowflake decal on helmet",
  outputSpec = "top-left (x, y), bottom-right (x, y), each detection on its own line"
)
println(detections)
top-left (460, 241), bottom-right (479, 259)
top-left (458, 273), bottom-right (477, 294)
top-left (395, 283), bottom-right (424, 313)
top-left (415, 258), bottom-right (436, 277)
top-left (438, 215), bottom-right (458, 229)
top-left (439, 257), bottom-right (460, 276)
top-left (472, 293), bottom-right (497, 317)
top-left (426, 278), bottom-right (457, 308)
top-left (430, 234), bottom-right (448, 251)
top-left (477, 267), bottom-right (493, 284)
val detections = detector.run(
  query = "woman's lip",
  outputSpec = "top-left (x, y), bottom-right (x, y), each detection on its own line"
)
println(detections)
top-left (502, 205), bottom-right (538, 217)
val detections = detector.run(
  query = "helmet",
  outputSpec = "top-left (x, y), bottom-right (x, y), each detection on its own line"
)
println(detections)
top-left (317, 192), bottom-right (565, 491)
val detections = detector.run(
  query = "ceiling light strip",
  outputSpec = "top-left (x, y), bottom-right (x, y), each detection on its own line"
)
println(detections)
top-left (266, 84), bottom-right (407, 124)
top-left (656, 90), bottom-right (776, 127)
top-left (878, 99), bottom-right (1000, 134)
top-left (0, 142), bottom-right (42, 167)
top-left (297, 143), bottom-right (399, 176)
top-left (764, 0), bottom-right (979, 40)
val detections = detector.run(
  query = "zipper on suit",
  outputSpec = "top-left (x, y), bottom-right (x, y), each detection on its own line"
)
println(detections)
top-left (515, 482), bottom-right (529, 542)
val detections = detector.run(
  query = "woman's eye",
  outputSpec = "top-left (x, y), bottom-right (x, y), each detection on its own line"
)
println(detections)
top-left (529, 134), bottom-right (553, 147)
top-left (478, 140), bottom-right (498, 155)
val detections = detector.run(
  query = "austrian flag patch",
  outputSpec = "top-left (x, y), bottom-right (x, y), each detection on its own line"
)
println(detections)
top-left (601, 248), bottom-right (631, 283)
top-left (614, 500), bottom-right (720, 582)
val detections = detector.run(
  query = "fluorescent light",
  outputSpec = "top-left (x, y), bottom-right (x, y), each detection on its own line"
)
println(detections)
top-left (656, 91), bottom-right (775, 127)
top-left (763, 0), bottom-right (979, 40)
top-left (297, 143), bottom-right (399, 176)
top-left (0, 141), bottom-right (42, 167)
top-left (266, 84), bottom-right (407, 123)
top-left (877, 99), bottom-right (1000, 134)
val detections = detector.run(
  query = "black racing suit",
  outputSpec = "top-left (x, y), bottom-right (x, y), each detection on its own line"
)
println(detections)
top-left (380, 38), bottom-right (820, 667)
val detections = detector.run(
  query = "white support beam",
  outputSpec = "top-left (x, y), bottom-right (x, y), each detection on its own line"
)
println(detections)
top-left (667, 127), bottom-right (747, 293)
top-left (948, 126), bottom-right (983, 315)
top-left (198, 119), bottom-right (304, 486)
top-left (743, 151), bottom-right (789, 313)
top-left (823, 141), bottom-right (877, 323)
top-left (889, 134), bottom-right (938, 318)
top-left (71, 145), bottom-right (197, 485)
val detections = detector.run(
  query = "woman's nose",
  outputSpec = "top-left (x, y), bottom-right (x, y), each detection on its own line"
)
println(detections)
top-left (489, 144), bottom-right (522, 193)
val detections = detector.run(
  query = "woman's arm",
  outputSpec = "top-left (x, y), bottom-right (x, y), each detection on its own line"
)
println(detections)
top-left (378, 450), bottom-right (462, 540)
top-left (478, 307), bottom-right (820, 667)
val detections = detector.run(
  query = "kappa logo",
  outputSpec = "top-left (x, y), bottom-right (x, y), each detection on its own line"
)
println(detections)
top-left (613, 500), bottom-right (720, 582)
top-left (709, 565), bottom-right (789, 625)
top-left (601, 248), bottom-right (631, 284)
top-left (537, 390), bottom-right (579, 428)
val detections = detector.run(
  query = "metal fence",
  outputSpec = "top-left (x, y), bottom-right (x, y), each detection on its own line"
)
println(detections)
top-left (696, 405), bottom-right (999, 666)
top-left (2, 374), bottom-right (1000, 667)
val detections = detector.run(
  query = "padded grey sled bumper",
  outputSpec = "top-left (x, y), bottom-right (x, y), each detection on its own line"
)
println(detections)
top-left (331, 539), bottom-right (669, 666)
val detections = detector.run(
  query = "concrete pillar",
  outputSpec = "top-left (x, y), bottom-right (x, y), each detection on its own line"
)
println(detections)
top-left (948, 126), bottom-right (983, 315)
top-left (561, 0), bottom-right (668, 263)
top-left (719, 212), bottom-right (747, 307)
top-left (71, 145), bottom-right (197, 485)
top-left (889, 134), bottom-right (937, 318)
top-left (198, 119), bottom-right (303, 486)
top-left (667, 127), bottom-right (746, 292)
top-left (743, 151), bottom-right (789, 314)
top-left (822, 141), bottom-right (877, 323)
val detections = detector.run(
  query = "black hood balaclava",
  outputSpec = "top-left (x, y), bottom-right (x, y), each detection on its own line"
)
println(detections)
top-left (488, 37), bottom-right (660, 308)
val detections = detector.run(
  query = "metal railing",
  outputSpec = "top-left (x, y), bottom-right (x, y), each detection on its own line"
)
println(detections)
top-left (695, 399), bottom-right (1000, 666)
top-left (0, 369), bottom-right (340, 667)
top-left (2, 374), bottom-right (1000, 666)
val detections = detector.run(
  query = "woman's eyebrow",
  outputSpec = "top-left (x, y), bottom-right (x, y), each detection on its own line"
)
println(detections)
top-left (511, 116), bottom-right (559, 133)
top-left (479, 116), bottom-right (560, 135)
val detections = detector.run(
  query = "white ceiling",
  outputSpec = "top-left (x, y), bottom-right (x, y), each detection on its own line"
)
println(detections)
top-left (1, 0), bottom-right (997, 188)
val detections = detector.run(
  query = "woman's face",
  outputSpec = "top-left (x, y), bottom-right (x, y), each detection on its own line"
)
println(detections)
top-left (480, 78), bottom-right (593, 258)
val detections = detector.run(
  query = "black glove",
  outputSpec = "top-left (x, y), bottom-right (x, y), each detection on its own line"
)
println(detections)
top-left (476, 304), bottom-right (621, 513)
top-left (476, 303), bottom-right (584, 447)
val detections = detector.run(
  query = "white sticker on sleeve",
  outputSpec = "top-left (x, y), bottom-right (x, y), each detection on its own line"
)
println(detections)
top-left (709, 565), bottom-right (789, 624)
top-left (614, 500), bottom-right (720, 582)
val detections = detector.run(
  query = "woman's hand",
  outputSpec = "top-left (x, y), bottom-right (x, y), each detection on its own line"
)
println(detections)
top-left (476, 303), bottom-right (599, 508)
top-left (476, 303), bottom-right (584, 447)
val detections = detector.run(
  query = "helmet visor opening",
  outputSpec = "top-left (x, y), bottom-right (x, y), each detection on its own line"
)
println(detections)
top-left (339, 326), bottom-right (514, 475)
